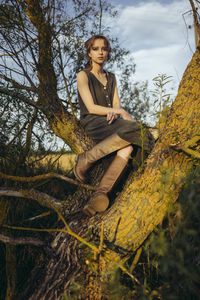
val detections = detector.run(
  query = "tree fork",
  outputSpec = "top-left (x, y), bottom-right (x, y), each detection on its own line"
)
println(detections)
top-left (15, 47), bottom-right (200, 300)
top-left (85, 45), bottom-right (200, 296)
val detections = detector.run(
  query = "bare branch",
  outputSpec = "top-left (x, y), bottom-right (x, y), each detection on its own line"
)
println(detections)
top-left (170, 135), bottom-right (200, 159)
top-left (0, 61), bottom-right (33, 79)
top-left (6, 121), bottom-right (28, 146)
top-left (0, 172), bottom-right (96, 190)
top-left (23, 211), bottom-right (51, 222)
top-left (56, 37), bottom-right (76, 118)
top-left (0, 188), bottom-right (62, 210)
top-left (0, 87), bottom-right (40, 109)
top-left (0, 233), bottom-right (45, 247)
top-left (0, 37), bottom-right (38, 58)
top-left (23, 107), bottom-right (38, 157)
top-left (54, 8), bottom-right (92, 38)
top-left (99, 0), bottom-right (103, 34)
top-left (189, 0), bottom-right (200, 47)
top-left (0, 31), bottom-right (37, 89)
top-left (0, 74), bottom-right (37, 92)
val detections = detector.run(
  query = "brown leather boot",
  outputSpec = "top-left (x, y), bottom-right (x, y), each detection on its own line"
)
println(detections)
top-left (83, 155), bottom-right (128, 216)
top-left (74, 133), bottom-right (130, 183)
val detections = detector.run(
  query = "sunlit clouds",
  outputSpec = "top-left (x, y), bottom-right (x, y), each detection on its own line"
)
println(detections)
top-left (106, 0), bottom-right (195, 92)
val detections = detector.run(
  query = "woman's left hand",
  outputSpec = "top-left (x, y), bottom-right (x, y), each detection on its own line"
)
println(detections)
top-left (107, 112), bottom-right (118, 124)
top-left (120, 109), bottom-right (133, 121)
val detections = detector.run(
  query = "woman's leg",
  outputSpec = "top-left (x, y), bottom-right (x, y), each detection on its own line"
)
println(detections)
top-left (116, 144), bottom-right (133, 160)
top-left (74, 133), bottom-right (131, 183)
top-left (83, 145), bottom-right (133, 216)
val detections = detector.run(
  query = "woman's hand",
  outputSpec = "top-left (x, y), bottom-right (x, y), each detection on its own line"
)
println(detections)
top-left (107, 112), bottom-right (118, 125)
top-left (120, 109), bottom-right (133, 121)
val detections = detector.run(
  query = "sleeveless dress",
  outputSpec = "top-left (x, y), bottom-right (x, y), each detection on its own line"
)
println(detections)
top-left (78, 69), bottom-right (154, 152)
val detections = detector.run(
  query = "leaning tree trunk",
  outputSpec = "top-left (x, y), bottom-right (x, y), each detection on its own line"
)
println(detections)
top-left (16, 46), bottom-right (200, 299)
top-left (2, 1), bottom-right (199, 298)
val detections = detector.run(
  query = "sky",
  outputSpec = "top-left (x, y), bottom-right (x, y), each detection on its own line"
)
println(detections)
top-left (104, 0), bottom-right (196, 95)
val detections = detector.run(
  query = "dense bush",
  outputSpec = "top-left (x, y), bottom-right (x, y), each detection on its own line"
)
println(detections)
top-left (101, 167), bottom-right (200, 300)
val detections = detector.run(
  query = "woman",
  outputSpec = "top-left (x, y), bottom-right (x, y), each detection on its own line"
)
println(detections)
top-left (74, 35), bottom-right (153, 216)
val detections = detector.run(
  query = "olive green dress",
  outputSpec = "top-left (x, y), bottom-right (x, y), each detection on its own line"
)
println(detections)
top-left (78, 69), bottom-right (154, 152)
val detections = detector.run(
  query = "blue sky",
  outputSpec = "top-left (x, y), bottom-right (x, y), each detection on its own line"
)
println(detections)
top-left (105, 0), bottom-right (195, 95)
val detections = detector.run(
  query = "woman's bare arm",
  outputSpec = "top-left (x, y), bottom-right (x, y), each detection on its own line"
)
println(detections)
top-left (77, 71), bottom-right (122, 115)
top-left (77, 71), bottom-right (133, 121)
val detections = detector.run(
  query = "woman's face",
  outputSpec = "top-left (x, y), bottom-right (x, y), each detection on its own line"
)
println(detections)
top-left (88, 39), bottom-right (108, 65)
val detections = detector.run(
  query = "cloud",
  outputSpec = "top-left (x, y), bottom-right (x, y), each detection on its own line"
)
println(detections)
top-left (132, 44), bottom-right (193, 85)
top-left (112, 0), bottom-right (192, 50)
top-left (106, 0), bottom-right (195, 94)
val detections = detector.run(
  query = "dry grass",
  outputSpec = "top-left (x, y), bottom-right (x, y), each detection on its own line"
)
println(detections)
top-left (29, 153), bottom-right (76, 172)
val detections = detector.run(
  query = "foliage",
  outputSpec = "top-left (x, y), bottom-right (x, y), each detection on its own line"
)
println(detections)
top-left (1, 1), bottom-right (196, 299)
top-left (0, 148), bottom-right (77, 300)
top-left (0, 0), bottom-right (151, 154)
top-left (143, 167), bottom-right (200, 299)
top-left (151, 74), bottom-right (173, 127)
top-left (118, 57), bottom-right (150, 122)
top-left (101, 167), bottom-right (200, 299)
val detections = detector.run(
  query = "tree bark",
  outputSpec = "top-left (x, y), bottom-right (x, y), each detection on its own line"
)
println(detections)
top-left (15, 46), bottom-right (200, 300)
top-left (1, 1), bottom-right (200, 298)
top-left (19, 0), bottom-right (93, 154)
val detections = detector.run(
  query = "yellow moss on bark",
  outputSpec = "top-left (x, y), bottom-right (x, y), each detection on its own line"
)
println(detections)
top-left (84, 48), bottom-right (200, 295)
top-left (50, 114), bottom-right (92, 154)
top-left (103, 48), bottom-right (200, 249)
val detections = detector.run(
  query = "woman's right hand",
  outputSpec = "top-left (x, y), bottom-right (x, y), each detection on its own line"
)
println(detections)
top-left (107, 111), bottom-right (118, 125)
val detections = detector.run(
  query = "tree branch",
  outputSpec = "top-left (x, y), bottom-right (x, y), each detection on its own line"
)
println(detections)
top-left (56, 37), bottom-right (76, 119)
top-left (0, 87), bottom-right (40, 109)
top-left (189, 0), bottom-right (200, 47)
top-left (170, 135), bottom-right (200, 159)
top-left (54, 8), bottom-right (92, 38)
top-left (0, 31), bottom-right (37, 89)
top-left (0, 172), bottom-right (95, 190)
top-left (0, 74), bottom-right (37, 92)
top-left (0, 188), bottom-right (62, 210)
top-left (0, 37), bottom-right (38, 58)
top-left (0, 233), bottom-right (45, 247)
top-left (6, 121), bottom-right (28, 146)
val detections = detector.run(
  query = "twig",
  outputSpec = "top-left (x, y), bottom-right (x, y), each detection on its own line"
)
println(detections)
top-left (0, 172), bottom-right (96, 190)
top-left (0, 37), bottom-right (38, 58)
top-left (2, 223), bottom-right (99, 253)
top-left (0, 188), bottom-right (62, 210)
top-left (117, 263), bottom-right (141, 285)
top-left (170, 135), bottom-right (200, 159)
top-left (23, 211), bottom-right (51, 222)
top-left (130, 247), bottom-right (143, 273)
top-left (0, 233), bottom-right (45, 247)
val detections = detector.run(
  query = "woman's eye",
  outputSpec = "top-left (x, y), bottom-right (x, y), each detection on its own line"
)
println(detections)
top-left (92, 47), bottom-right (98, 50)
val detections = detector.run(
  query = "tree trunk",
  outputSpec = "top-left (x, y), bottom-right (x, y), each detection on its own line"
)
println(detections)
top-left (21, 0), bottom-right (92, 154)
top-left (1, 1), bottom-right (200, 298)
top-left (16, 47), bottom-right (200, 300)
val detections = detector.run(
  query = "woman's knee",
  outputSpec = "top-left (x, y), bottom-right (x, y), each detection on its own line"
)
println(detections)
top-left (117, 145), bottom-right (133, 160)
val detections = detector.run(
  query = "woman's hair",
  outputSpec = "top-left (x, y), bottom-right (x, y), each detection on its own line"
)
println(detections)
top-left (85, 35), bottom-right (111, 70)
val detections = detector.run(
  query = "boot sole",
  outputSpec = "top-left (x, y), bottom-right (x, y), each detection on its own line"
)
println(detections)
top-left (90, 193), bottom-right (109, 212)
top-left (82, 193), bottom-right (109, 217)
